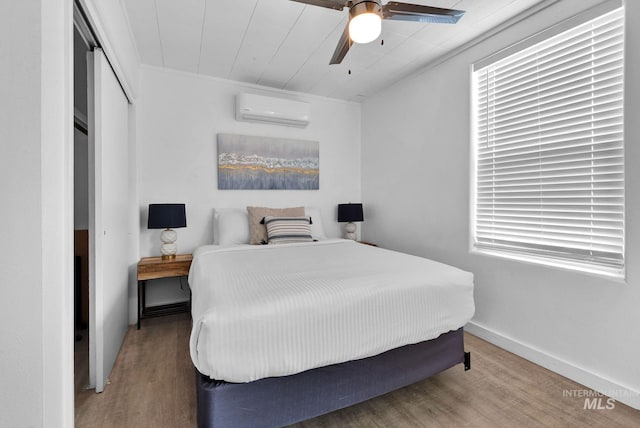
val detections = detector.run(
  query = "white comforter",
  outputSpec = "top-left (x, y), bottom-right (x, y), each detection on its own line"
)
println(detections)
top-left (189, 239), bottom-right (474, 383)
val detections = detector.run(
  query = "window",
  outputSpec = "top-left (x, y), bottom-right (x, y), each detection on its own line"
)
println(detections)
top-left (471, 4), bottom-right (625, 276)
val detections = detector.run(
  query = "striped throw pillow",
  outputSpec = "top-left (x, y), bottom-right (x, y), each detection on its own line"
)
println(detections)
top-left (263, 216), bottom-right (313, 244)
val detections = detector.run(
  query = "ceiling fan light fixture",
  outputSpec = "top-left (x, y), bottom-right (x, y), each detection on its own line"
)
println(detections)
top-left (349, 1), bottom-right (382, 44)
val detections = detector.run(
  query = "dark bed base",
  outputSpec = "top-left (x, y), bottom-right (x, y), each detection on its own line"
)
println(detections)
top-left (196, 328), bottom-right (468, 428)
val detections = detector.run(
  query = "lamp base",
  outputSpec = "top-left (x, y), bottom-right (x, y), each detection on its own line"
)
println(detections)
top-left (344, 222), bottom-right (357, 240)
top-left (160, 228), bottom-right (178, 258)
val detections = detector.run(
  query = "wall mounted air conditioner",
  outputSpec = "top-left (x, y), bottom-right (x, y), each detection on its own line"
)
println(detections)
top-left (235, 93), bottom-right (310, 128)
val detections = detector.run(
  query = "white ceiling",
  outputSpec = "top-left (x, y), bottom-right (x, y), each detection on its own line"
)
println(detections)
top-left (124, 0), bottom-right (546, 102)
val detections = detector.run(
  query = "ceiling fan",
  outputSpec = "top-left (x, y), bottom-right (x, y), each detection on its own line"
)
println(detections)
top-left (290, 1), bottom-right (465, 64)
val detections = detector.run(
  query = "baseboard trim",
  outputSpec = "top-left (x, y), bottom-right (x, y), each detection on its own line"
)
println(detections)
top-left (466, 321), bottom-right (640, 410)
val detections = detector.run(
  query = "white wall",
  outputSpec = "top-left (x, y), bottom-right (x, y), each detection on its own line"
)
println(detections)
top-left (0, 0), bottom-right (74, 426)
top-left (362, 0), bottom-right (640, 409)
top-left (0, 2), bottom-right (45, 424)
top-left (136, 66), bottom-right (361, 307)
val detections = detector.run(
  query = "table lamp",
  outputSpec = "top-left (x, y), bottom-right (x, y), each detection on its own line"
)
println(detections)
top-left (338, 203), bottom-right (364, 240)
top-left (148, 203), bottom-right (187, 259)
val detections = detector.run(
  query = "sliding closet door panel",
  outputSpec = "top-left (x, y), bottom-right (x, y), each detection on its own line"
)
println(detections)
top-left (88, 48), bottom-right (130, 393)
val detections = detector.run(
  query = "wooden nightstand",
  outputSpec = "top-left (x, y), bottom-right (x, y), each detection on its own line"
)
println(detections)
top-left (137, 254), bottom-right (192, 329)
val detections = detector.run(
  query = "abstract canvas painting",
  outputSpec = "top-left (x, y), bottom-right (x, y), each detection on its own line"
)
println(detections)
top-left (218, 134), bottom-right (319, 190)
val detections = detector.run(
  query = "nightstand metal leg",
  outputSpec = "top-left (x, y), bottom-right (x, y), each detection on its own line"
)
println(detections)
top-left (137, 280), bottom-right (145, 329)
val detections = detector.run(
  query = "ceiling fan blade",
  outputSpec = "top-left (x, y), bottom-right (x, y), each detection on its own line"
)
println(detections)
top-left (329, 23), bottom-right (351, 65)
top-left (382, 2), bottom-right (465, 24)
top-left (289, 0), bottom-right (349, 11)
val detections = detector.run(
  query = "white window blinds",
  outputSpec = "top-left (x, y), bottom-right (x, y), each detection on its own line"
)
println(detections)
top-left (472, 6), bottom-right (625, 275)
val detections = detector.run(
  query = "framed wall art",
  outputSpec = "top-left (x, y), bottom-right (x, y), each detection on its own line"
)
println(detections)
top-left (218, 133), bottom-right (319, 190)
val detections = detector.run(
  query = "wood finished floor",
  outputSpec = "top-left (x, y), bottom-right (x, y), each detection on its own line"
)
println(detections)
top-left (75, 313), bottom-right (640, 427)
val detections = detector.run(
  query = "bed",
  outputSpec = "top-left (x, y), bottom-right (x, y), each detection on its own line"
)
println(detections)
top-left (188, 209), bottom-right (475, 427)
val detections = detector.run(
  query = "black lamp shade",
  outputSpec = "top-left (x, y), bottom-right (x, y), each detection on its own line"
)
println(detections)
top-left (338, 203), bottom-right (364, 223)
top-left (148, 204), bottom-right (187, 229)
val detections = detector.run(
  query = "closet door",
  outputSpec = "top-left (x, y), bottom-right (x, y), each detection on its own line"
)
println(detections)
top-left (87, 48), bottom-right (130, 393)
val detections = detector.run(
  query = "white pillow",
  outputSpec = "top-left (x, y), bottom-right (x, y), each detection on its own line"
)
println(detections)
top-left (213, 208), bottom-right (250, 245)
top-left (305, 206), bottom-right (327, 240)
